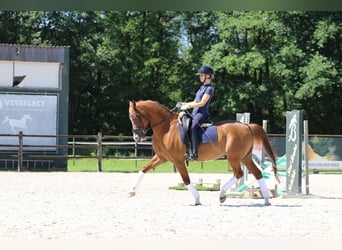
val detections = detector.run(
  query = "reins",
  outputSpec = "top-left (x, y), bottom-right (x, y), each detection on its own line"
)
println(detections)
top-left (133, 105), bottom-right (215, 151)
top-left (149, 106), bottom-right (177, 129)
top-left (133, 106), bottom-right (177, 135)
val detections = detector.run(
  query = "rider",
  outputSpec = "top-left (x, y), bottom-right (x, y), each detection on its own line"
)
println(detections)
top-left (180, 65), bottom-right (215, 161)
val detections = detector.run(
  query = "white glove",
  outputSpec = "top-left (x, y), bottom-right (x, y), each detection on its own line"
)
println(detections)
top-left (176, 102), bottom-right (185, 108)
top-left (180, 104), bottom-right (190, 110)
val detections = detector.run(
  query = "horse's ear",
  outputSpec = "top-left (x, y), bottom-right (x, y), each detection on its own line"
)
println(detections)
top-left (129, 100), bottom-right (136, 108)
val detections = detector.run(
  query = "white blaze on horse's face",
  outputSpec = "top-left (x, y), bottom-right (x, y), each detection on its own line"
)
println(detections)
top-left (129, 101), bottom-right (148, 142)
top-left (132, 130), bottom-right (139, 142)
top-left (134, 131), bottom-right (146, 142)
top-left (133, 133), bottom-right (140, 142)
top-left (129, 115), bottom-right (147, 142)
top-left (131, 127), bottom-right (147, 142)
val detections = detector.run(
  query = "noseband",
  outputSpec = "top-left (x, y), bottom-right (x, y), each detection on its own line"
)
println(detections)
top-left (132, 127), bottom-right (149, 138)
top-left (129, 108), bottom-right (149, 137)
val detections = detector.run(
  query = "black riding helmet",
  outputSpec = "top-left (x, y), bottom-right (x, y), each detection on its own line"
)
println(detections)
top-left (195, 65), bottom-right (215, 75)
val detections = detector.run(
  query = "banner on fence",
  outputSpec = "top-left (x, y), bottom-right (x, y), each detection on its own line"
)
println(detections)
top-left (0, 93), bottom-right (57, 151)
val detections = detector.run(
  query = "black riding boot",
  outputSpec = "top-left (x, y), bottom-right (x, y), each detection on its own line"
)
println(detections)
top-left (185, 131), bottom-right (192, 160)
top-left (190, 129), bottom-right (199, 161)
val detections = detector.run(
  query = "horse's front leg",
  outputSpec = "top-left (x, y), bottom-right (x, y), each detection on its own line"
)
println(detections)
top-left (219, 176), bottom-right (238, 203)
top-left (219, 159), bottom-right (243, 203)
top-left (174, 161), bottom-right (201, 206)
top-left (128, 154), bottom-right (166, 197)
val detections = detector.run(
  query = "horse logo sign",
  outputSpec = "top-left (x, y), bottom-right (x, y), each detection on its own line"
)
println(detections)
top-left (2, 114), bottom-right (32, 133)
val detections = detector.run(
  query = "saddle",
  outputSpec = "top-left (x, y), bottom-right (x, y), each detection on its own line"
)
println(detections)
top-left (178, 111), bottom-right (214, 130)
top-left (178, 112), bottom-right (217, 144)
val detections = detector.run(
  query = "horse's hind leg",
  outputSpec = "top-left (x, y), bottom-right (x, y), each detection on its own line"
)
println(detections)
top-left (129, 154), bottom-right (166, 197)
top-left (242, 156), bottom-right (271, 206)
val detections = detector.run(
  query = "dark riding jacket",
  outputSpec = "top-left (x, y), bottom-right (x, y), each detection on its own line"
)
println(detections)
top-left (192, 83), bottom-right (214, 118)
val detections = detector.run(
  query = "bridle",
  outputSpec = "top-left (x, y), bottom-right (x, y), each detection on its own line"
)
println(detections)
top-left (129, 114), bottom-right (148, 139)
top-left (129, 106), bottom-right (176, 139)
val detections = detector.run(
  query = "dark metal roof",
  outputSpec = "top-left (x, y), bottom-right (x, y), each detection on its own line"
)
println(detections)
top-left (0, 44), bottom-right (70, 63)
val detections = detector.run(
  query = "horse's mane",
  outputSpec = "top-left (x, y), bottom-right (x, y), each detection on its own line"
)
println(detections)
top-left (137, 100), bottom-right (177, 114)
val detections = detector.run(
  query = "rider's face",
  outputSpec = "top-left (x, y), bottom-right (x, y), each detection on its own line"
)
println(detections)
top-left (199, 73), bottom-right (210, 83)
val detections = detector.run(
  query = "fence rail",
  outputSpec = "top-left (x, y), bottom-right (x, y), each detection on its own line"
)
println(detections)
top-left (0, 132), bottom-right (153, 171)
top-left (1, 132), bottom-right (341, 172)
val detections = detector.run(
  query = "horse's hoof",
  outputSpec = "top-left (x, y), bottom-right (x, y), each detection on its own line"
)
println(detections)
top-left (264, 198), bottom-right (271, 206)
top-left (219, 195), bottom-right (226, 203)
top-left (128, 191), bottom-right (136, 197)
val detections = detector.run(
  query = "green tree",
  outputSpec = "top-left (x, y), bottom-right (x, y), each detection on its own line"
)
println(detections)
top-left (0, 11), bottom-right (43, 44)
top-left (98, 11), bottom-right (182, 134)
top-left (284, 12), bottom-right (342, 134)
top-left (177, 12), bottom-right (219, 117)
top-left (1, 11), bottom-right (341, 135)
top-left (203, 11), bottom-right (341, 134)
top-left (202, 11), bottom-right (290, 132)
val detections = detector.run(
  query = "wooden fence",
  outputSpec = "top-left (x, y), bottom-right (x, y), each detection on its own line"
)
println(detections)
top-left (1, 132), bottom-right (341, 172)
top-left (0, 132), bottom-right (153, 171)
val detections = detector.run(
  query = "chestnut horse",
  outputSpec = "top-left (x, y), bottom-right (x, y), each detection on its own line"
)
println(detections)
top-left (128, 100), bottom-right (280, 206)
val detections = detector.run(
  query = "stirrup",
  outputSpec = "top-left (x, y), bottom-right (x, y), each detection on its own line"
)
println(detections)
top-left (192, 154), bottom-right (198, 161)
top-left (191, 156), bottom-right (198, 161)
top-left (186, 153), bottom-right (198, 161)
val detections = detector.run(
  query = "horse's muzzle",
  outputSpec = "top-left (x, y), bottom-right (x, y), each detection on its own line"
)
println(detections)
top-left (132, 128), bottom-right (147, 142)
top-left (133, 134), bottom-right (146, 142)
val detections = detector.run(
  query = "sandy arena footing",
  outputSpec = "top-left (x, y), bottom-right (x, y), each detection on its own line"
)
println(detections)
top-left (0, 172), bottom-right (341, 240)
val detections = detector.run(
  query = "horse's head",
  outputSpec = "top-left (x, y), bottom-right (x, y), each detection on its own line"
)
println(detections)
top-left (23, 114), bottom-right (32, 120)
top-left (128, 100), bottom-right (149, 142)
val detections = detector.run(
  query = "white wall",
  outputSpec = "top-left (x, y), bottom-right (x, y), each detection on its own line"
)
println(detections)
top-left (0, 60), bottom-right (61, 88)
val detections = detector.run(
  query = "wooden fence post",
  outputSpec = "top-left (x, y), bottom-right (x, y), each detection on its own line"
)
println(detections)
top-left (18, 131), bottom-right (23, 172)
top-left (72, 136), bottom-right (76, 166)
top-left (135, 142), bottom-right (138, 168)
top-left (97, 132), bottom-right (102, 172)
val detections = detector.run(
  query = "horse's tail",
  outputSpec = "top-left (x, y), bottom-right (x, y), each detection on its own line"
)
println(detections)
top-left (248, 123), bottom-right (280, 184)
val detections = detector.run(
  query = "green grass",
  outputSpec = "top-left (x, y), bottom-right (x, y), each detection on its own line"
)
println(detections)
top-left (67, 158), bottom-right (342, 174)
top-left (67, 158), bottom-right (232, 173)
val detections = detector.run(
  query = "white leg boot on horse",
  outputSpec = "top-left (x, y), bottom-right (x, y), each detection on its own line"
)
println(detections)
top-left (219, 176), bottom-right (238, 203)
top-left (186, 183), bottom-right (201, 205)
top-left (128, 154), bottom-right (167, 198)
top-left (129, 170), bottom-right (145, 197)
top-left (258, 178), bottom-right (271, 206)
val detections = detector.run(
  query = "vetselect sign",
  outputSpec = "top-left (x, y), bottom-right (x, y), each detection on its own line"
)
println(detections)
top-left (0, 94), bottom-right (58, 151)
top-left (0, 99), bottom-right (45, 109)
